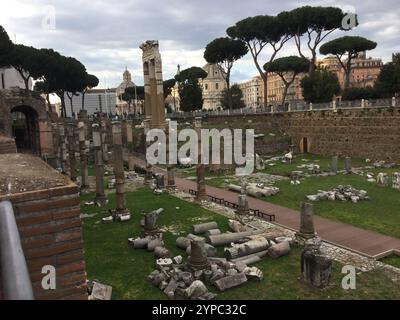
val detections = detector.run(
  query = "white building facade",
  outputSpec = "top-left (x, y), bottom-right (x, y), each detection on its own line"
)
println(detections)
top-left (237, 76), bottom-right (263, 109)
top-left (0, 67), bottom-right (33, 90)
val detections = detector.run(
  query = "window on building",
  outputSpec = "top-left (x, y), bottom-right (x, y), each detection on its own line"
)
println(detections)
top-left (215, 83), bottom-right (219, 90)
top-left (205, 84), bottom-right (208, 90)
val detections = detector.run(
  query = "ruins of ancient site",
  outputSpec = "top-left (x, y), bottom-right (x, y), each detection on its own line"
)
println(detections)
top-left (0, 0), bottom-right (399, 306)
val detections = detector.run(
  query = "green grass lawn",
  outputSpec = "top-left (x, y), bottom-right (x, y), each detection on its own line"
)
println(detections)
top-left (204, 154), bottom-right (400, 239)
top-left (380, 255), bottom-right (400, 269)
top-left (81, 188), bottom-right (400, 300)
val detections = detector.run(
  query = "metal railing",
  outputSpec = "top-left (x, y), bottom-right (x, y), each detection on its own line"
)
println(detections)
top-left (158, 97), bottom-right (399, 120)
top-left (0, 201), bottom-right (34, 300)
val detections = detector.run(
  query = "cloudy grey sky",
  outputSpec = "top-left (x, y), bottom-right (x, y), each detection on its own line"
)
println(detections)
top-left (1, 0), bottom-right (399, 88)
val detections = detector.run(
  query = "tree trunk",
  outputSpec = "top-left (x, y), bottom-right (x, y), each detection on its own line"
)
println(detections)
top-left (282, 85), bottom-right (289, 106)
top-left (227, 77), bottom-right (233, 111)
top-left (262, 74), bottom-right (268, 107)
top-left (60, 93), bottom-right (66, 118)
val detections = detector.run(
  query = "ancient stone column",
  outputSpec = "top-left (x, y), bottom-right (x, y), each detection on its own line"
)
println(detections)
top-left (100, 120), bottom-right (109, 164)
top-left (143, 117), bottom-right (153, 185)
top-left (188, 240), bottom-right (209, 270)
top-left (237, 194), bottom-right (250, 216)
top-left (166, 122), bottom-right (176, 189)
top-left (345, 157), bottom-right (352, 174)
top-left (140, 40), bottom-right (166, 129)
top-left (112, 121), bottom-right (128, 217)
top-left (296, 202), bottom-right (316, 240)
top-left (194, 117), bottom-right (207, 202)
top-left (67, 123), bottom-right (77, 182)
top-left (331, 156), bottom-right (338, 173)
top-left (300, 237), bottom-right (332, 288)
top-left (143, 211), bottom-right (159, 236)
top-left (59, 123), bottom-right (67, 173)
top-left (78, 121), bottom-right (89, 191)
top-left (92, 123), bottom-right (107, 206)
top-left (126, 120), bottom-right (135, 172)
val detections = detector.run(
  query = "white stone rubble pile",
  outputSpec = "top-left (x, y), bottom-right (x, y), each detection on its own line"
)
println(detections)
top-left (307, 185), bottom-right (369, 203)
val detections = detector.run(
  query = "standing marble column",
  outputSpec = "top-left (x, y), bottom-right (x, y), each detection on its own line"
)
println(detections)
top-left (194, 117), bottom-right (207, 202)
top-left (166, 122), bottom-right (175, 189)
top-left (78, 122), bottom-right (89, 191)
top-left (92, 123), bottom-right (107, 206)
top-left (126, 120), bottom-right (135, 172)
top-left (112, 121), bottom-right (129, 218)
top-left (345, 157), bottom-right (352, 174)
top-left (100, 119), bottom-right (109, 164)
top-left (296, 202), bottom-right (316, 240)
top-left (143, 117), bottom-right (153, 185)
top-left (331, 156), bottom-right (338, 173)
top-left (67, 122), bottom-right (77, 182)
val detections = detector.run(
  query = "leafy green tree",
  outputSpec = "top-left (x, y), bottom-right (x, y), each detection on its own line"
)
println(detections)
top-left (278, 6), bottom-right (351, 73)
top-left (0, 26), bottom-right (13, 65)
top-left (122, 86), bottom-right (145, 115)
top-left (375, 58), bottom-right (400, 98)
top-left (81, 74), bottom-right (99, 110)
top-left (227, 15), bottom-right (292, 106)
top-left (301, 69), bottom-right (341, 103)
top-left (320, 36), bottom-right (377, 88)
top-left (2, 44), bottom-right (44, 89)
top-left (64, 57), bottom-right (88, 117)
top-left (264, 56), bottom-right (309, 105)
top-left (204, 37), bottom-right (248, 110)
top-left (342, 87), bottom-right (380, 101)
top-left (220, 84), bottom-right (245, 110)
top-left (175, 67), bottom-right (207, 112)
top-left (163, 78), bottom-right (176, 99)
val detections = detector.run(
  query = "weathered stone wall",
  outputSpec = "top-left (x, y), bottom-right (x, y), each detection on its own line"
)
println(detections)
top-left (188, 107), bottom-right (400, 161)
top-left (276, 108), bottom-right (400, 161)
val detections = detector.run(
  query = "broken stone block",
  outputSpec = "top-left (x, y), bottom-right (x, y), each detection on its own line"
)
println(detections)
top-left (187, 233), bottom-right (206, 242)
top-left (235, 261), bottom-right (248, 273)
top-left (181, 272), bottom-right (193, 286)
top-left (164, 279), bottom-right (178, 299)
top-left (89, 281), bottom-right (112, 300)
top-left (147, 238), bottom-right (164, 251)
top-left (101, 216), bottom-right (114, 224)
top-left (228, 219), bottom-right (248, 232)
top-left (154, 246), bottom-right (171, 258)
top-left (227, 269), bottom-right (238, 276)
top-left (186, 243), bottom-right (216, 257)
top-left (183, 280), bottom-right (209, 300)
top-left (193, 221), bottom-right (218, 234)
top-left (202, 269), bottom-right (213, 283)
top-left (210, 269), bottom-right (225, 284)
top-left (214, 273), bottom-right (248, 292)
top-left (176, 237), bottom-right (191, 250)
top-left (173, 255), bottom-right (183, 264)
top-left (243, 267), bottom-right (263, 281)
top-left (268, 241), bottom-right (290, 259)
top-left (129, 237), bottom-right (151, 249)
top-left (156, 258), bottom-right (173, 267)
top-left (205, 229), bottom-right (222, 237)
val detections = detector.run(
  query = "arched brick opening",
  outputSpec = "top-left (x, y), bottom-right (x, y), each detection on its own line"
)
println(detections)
top-left (299, 137), bottom-right (311, 154)
top-left (11, 105), bottom-right (40, 154)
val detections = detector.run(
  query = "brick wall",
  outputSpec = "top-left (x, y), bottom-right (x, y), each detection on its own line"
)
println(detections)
top-left (183, 107), bottom-right (400, 161)
top-left (0, 184), bottom-right (88, 300)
